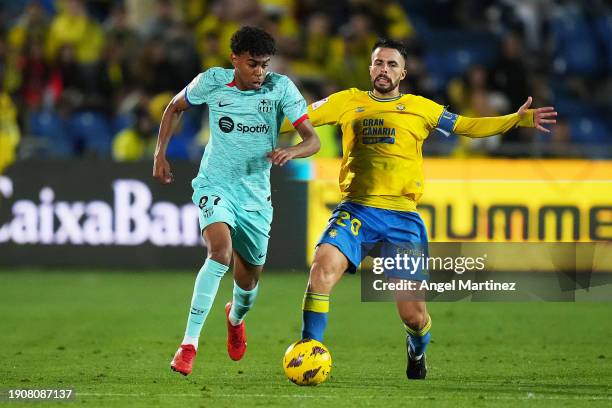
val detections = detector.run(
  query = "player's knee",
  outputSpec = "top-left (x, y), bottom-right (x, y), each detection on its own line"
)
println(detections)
top-left (401, 309), bottom-right (428, 331)
top-left (207, 245), bottom-right (232, 266)
top-left (309, 261), bottom-right (341, 292)
top-left (308, 245), bottom-right (347, 292)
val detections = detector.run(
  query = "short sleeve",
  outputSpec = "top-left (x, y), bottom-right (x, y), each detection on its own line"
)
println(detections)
top-left (280, 77), bottom-right (308, 125)
top-left (415, 97), bottom-right (456, 136)
top-left (419, 97), bottom-right (445, 130)
top-left (184, 69), bottom-right (215, 106)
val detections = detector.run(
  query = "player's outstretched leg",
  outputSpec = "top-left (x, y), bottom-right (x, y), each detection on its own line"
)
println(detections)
top-left (226, 252), bottom-right (261, 361)
top-left (171, 257), bottom-right (229, 375)
top-left (302, 244), bottom-right (347, 342)
top-left (396, 300), bottom-right (431, 380)
top-left (171, 223), bottom-right (232, 375)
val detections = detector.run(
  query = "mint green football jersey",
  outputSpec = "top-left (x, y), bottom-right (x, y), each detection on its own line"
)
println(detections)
top-left (185, 68), bottom-right (307, 211)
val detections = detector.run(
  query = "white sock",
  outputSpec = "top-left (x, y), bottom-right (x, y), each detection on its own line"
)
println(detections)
top-left (228, 313), bottom-right (241, 326)
top-left (182, 335), bottom-right (199, 349)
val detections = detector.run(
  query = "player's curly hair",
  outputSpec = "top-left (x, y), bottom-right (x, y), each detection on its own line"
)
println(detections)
top-left (372, 39), bottom-right (408, 63)
top-left (230, 26), bottom-right (277, 56)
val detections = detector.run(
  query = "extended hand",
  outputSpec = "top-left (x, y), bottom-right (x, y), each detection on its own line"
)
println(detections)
top-left (518, 96), bottom-right (557, 133)
top-left (153, 156), bottom-right (174, 184)
top-left (267, 147), bottom-right (297, 166)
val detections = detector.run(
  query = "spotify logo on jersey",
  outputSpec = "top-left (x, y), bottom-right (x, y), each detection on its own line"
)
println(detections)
top-left (218, 116), bottom-right (235, 133)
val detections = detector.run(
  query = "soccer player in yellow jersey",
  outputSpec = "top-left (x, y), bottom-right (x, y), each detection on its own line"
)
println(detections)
top-left (282, 39), bottom-right (557, 380)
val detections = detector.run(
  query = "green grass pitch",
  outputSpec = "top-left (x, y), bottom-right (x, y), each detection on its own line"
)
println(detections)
top-left (1, 269), bottom-right (611, 407)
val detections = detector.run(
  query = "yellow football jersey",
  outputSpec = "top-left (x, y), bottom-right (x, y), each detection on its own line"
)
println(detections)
top-left (283, 89), bottom-right (534, 211)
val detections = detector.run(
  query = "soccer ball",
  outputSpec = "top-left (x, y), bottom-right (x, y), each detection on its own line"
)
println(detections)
top-left (282, 339), bottom-right (332, 386)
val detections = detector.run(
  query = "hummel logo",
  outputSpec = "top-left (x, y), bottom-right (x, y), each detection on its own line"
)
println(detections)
top-left (219, 101), bottom-right (232, 107)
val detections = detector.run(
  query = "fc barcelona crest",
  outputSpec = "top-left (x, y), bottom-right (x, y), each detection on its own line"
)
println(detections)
top-left (259, 99), bottom-right (273, 113)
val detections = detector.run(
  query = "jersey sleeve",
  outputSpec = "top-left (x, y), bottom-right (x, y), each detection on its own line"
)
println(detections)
top-left (279, 77), bottom-right (308, 126)
top-left (453, 110), bottom-right (535, 138)
top-left (184, 69), bottom-right (216, 106)
top-left (428, 90), bottom-right (536, 138)
top-left (417, 97), bottom-right (448, 134)
top-left (279, 90), bottom-right (350, 133)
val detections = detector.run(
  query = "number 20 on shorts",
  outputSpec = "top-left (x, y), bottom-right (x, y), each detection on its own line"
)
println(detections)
top-left (335, 211), bottom-right (362, 236)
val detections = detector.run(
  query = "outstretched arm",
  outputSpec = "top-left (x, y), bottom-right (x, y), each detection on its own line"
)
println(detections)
top-left (152, 91), bottom-right (190, 184)
top-left (453, 97), bottom-right (557, 138)
top-left (268, 119), bottom-right (320, 166)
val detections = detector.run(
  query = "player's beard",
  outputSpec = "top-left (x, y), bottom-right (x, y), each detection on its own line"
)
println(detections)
top-left (372, 75), bottom-right (398, 95)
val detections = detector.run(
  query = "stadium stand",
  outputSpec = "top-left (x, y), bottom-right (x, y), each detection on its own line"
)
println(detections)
top-left (0, 0), bottom-right (609, 170)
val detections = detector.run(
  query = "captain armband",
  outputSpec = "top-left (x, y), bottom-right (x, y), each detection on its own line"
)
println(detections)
top-left (435, 109), bottom-right (459, 137)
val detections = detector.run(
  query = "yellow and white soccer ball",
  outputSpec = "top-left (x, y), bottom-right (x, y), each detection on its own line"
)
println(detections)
top-left (283, 339), bottom-right (332, 386)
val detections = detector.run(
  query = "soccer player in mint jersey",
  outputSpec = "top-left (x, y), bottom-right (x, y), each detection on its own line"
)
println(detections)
top-left (153, 26), bottom-right (320, 376)
top-left (281, 39), bottom-right (556, 380)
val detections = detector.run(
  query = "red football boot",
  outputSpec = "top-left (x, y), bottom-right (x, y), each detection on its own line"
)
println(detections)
top-left (170, 344), bottom-right (196, 375)
top-left (225, 302), bottom-right (247, 361)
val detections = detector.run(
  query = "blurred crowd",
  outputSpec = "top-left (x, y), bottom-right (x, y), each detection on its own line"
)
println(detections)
top-left (0, 0), bottom-right (611, 172)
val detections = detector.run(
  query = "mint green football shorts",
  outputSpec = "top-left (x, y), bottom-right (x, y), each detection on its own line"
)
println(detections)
top-left (192, 188), bottom-right (273, 266)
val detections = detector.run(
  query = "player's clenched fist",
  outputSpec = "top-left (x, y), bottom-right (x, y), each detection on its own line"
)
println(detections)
top-left (153, 155), bottom-right (174, 184)
top-left (267, 147), bottom-right (297, 166)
